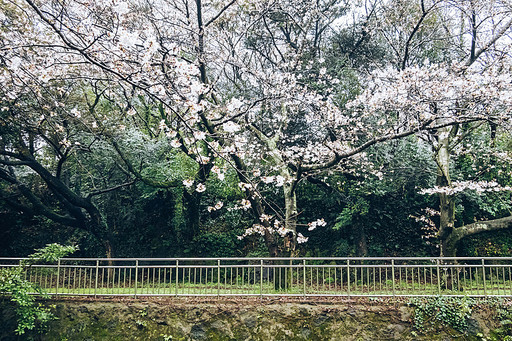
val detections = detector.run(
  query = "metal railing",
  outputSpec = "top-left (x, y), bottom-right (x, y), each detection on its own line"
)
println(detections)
top-left (2, 257), bottom-right (512, 297)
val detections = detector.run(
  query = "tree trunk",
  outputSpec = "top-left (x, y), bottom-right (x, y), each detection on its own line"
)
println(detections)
top-left (283, 179), bottom-right (298, 256)
top-left (269, 181), bottom-right (297, 290)
top-left (435, 126), bottom-right (456, 257)
top-left (183, 190), bottom-right (201, 244)
top-left (104, 239), bottom-right (114, 258)
top-left (181, 161), bottom-right (212, 245)
top-left (104, 239), bottom-right (115, 272)
top-left (353, 222), bottom-right (368, 257)
top-left (438, 190), bottom-right (455, 257)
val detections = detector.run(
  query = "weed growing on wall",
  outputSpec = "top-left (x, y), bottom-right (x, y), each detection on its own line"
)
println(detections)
top-left (408, 296), bottom-right (475, 333)
top-left (0, 243), bottom-right (78, 335)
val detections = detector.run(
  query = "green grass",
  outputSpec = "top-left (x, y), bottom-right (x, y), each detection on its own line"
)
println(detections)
top-left (20, 266), bottom-right (512, 297)
top-left (25, 279), bottom-right (512, 297)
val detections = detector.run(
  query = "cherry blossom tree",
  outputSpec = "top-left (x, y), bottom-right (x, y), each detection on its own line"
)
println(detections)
top-left (351, 0), bottom-right (512, 256)
top-left (212, 0), bottom-right (512, 256)
top-left (2, 0), bottom-right (511, 259)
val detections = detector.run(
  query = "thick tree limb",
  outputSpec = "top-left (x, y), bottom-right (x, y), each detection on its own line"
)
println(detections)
top-left (445, 216), bottom-right (512, 256)
top-left (0, 168), bottom-right (80, 226)
top-left (300, 117), bottom-right (482, 172)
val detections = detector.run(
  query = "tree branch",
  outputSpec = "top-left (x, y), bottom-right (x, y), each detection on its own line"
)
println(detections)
top-left (86, 180), bottom-right (137, 199)
top-left (445, 215), bottom-right (512, 255)
top-left (205, 0), bottom-right (237, 27)
top-left (300, 117), bottom-right (482, 172)
top-left (0, 167), bottom-right (80, 226)
top-left (466, 14), bottom-right (512, 66)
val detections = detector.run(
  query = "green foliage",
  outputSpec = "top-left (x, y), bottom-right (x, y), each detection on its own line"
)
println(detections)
top-left (0, 244), bottom-right (77, 335)
top-left (409, 296), bottom-right (475, 333)
top-left (459, 230), bottom-right (512, 257)
top-left (186, 232), bottom-right (243, 258)
top-left (486, 299), bottom-right (512, 340)
top-left (334, 198), bottom-right (369, 230)
top-left (0, 266), bottom-right (51, 335)
top-left (26, 243), bottom-right (79, 264)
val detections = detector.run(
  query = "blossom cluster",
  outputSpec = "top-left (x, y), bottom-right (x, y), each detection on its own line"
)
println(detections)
top-left (347, 62), bottom-right (512, 131)
top-left (308, 218), bottom-right (327, 231)
top-left (419, 181), bottom-right (512, 196)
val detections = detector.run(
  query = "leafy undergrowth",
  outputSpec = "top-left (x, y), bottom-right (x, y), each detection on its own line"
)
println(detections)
top-left (408, 296), bottom-right (475, 333)
top-left (0, 244), bottom-right (78, 335)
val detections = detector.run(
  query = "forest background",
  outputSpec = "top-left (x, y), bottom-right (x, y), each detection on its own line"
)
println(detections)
top-left (1, 0), bottom-right (512, 259)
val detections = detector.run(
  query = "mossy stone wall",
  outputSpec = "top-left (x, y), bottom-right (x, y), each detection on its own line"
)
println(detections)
top-left (0, 298), bottom-right (507, 340)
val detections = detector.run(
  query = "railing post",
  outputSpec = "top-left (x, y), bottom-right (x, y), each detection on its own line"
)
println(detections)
top-left (175, 260), bottom-right (179, 296)
top-left (436, 259), bottom-right (441, 295)
top-left (303, 259), bottom-right (306, 297)
top-left (134, 260), bottom-right (138, 298)
top-left (391, 259), bottom-right (395, 297)
top-left (217, 259), bottom-right (221, 297)
top-left (347, 259), bottom-right (350, 298)
top-left (482, 258), bottom-right (487, 297)
top-left (94, 260), bottom-right (99, 298)
top-left (18, 259), bottom-right (23, 281)
top-left (260, 260), bottom-right (264, 297)
top-left (56, 259), bottom-right (61, 296)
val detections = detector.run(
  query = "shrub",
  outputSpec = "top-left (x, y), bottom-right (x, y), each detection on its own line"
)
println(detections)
top-left (0, 243), bottom-right (78, 335)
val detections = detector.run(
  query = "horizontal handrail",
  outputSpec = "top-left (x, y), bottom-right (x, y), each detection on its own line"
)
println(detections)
top-left (5, 256), bottom-right (512, 261)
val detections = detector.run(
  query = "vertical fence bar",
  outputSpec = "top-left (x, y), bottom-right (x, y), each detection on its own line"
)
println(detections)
top-left (450, 267), bottom-right (454, 291)
top-left (140, 267), bottom-right (144, 295)
top-left (482, 259), bottom-right (487, 297)
top-left (334, 265), bottom-right (338, 294)
top-left (303, 260), bottom-right (307, 297)
top-left (354, 265), bottom-right (357, 294)
top-left (391, 259), bottom-right (395, 297)
top-left (106, 264), bottom-right (110, 295)
top-left (175, 260), bottom-right (179, 296)
top-left (373, 266), bottom-right (376, 295)
top-left (217, 260), bottom-right (221, 297)
top-left (509, 267), bottom-right (512, 296)
top-left (322, 267), bottom-right (325, 292)
top-left (123, 267), bottom-right (127, 295)
top-left (347, 259), bottom-right (350, 298)
top-left (436, 259), bottom-right (441, 295)
top-left (77, 267), bottom-right (81, 294)
top-left (254, 265), bottom-right (257, 295)
top-left (94, 260), bottom-right (99, 298)
top-left (502, 267), bottom-right (506, 296)
top-left (73, 265), bottom-right (77, 294)
top-left (19, 260), bottom-right (25, 291)
top-left (154, 267), bottom-right (157, 294)
top-left (259, 260), bottom-right (263, 297)
top-left (134, 260), bottom-right (138, 298)
top-left (463, 264), bottom-right (467, 292)
top-left (56, 259), bottom-right (61, 296)
top-left (469, 267), bottom-right (473, 295)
